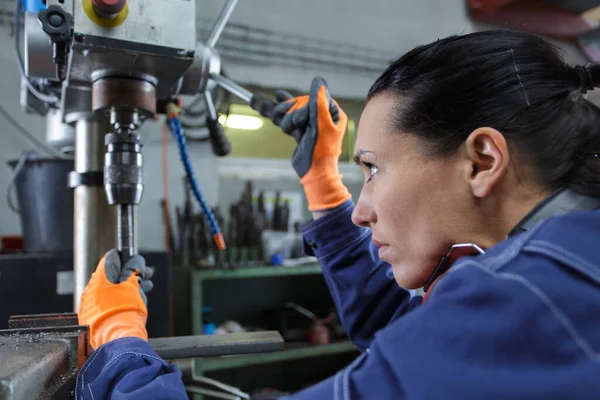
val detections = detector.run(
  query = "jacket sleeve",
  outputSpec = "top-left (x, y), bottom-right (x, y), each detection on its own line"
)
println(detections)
top-left (76, 337), bottom-right (188, 400)
top-left (283, 258), bottom-right (595, 400)
top-left (301, 200), bottom-right (421, 350)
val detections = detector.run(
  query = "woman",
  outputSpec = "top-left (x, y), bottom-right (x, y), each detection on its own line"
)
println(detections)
top-left (76, 29), bottom-right (600, 399)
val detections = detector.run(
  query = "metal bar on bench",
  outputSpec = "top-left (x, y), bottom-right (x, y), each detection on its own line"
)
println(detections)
top-left (149, 331), bottom-right (284, 359)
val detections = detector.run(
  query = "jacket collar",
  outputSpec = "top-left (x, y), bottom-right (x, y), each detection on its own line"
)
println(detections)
top-left (508, 188), bottom-right (600, 237)
top-left (423, 188), bottom-right (600, 295)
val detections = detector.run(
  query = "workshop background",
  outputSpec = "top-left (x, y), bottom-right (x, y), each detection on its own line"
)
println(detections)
top-left (0, 0), bottom-right (592, 248)
top-left (0, 0), bottom-right (599, 398)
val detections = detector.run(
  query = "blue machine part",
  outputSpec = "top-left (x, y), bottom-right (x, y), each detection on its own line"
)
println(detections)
top-left (23, 0), bottom-right (46, 13)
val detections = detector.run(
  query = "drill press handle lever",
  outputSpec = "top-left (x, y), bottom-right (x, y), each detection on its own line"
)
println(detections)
top-left (203, 91), bottom-right (231, 157)
top-left (206, 117), bottom-right (231, 157)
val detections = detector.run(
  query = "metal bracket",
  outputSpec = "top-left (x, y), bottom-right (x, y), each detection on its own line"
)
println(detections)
top-left (68, 170), bottom-right (104, 188)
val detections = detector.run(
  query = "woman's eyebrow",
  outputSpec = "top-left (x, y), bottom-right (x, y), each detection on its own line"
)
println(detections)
top-left (353, 150), bottom-right (373, 165)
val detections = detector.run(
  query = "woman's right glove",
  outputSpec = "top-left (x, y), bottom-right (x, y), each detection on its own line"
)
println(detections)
top-left (250, 77), bottom-right (351, 211)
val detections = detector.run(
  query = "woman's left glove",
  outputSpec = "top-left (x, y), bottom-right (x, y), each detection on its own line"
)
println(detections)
top-left (78, 249), bottom-right (153, 350)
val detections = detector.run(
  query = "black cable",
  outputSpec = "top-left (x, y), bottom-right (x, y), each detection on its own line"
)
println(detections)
top-left (0, 103), bottom-right (71, 160)
top-left (13, 0), bottom-right (59, 105)
top-left (6, 151), bottom-right (33, 214)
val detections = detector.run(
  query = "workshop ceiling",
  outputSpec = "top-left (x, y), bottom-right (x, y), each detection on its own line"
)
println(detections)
top-left (197, 0), bottom-right (476, 58)
top-left (196, 0), bottom-right (598, 97)
top-left (195, 0), bottom-right (478, 97)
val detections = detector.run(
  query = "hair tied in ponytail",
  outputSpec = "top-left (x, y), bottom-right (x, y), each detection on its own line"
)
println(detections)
top-left (574, 64), bottom-right (596, 94)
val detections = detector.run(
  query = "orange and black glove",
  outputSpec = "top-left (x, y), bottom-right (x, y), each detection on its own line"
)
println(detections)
top-left (250, 77), bottom-right (351, 211)
top-left (78, 249), bottom-right (153, 350)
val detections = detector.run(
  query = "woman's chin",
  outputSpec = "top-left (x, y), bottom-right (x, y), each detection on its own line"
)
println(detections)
top-left (391, 263), bottom-right (429, 290)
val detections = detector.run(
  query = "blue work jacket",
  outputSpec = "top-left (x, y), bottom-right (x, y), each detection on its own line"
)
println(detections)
top-left (76, 194), bottom-right (600, 399)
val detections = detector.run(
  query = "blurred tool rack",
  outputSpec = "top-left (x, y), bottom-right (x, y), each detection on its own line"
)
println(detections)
top-left (174, 263), bottom-right (359, 398)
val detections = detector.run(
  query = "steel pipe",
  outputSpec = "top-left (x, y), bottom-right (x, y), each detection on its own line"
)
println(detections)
top-left (149, 331), bottom-right (284, 359)
top-left (204, 91), bottom-right (218, 120)
top-left (206, 0), bottom-right (239, 48)
top-left (210, 73), bottom-right (253, 103)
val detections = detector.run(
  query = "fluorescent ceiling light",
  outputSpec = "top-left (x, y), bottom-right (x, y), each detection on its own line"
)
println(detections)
top-left (218, 114), bottom-right (264, 130)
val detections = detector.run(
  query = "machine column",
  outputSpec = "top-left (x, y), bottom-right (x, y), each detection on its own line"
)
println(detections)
top-left (72, 118), bottom-right (117, 310)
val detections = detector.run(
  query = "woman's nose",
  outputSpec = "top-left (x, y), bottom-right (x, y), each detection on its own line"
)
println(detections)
top-left (351, 193), bottom-right (377, 227)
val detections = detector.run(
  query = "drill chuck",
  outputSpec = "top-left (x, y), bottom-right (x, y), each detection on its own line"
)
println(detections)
top-left (104, 131), bottom-right (143, 206)
top-left (104, 130), bottom-right (143, 263)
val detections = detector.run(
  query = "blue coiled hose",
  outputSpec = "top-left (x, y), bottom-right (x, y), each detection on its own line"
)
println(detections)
top-left (168, 115), bottom-right (225, 249)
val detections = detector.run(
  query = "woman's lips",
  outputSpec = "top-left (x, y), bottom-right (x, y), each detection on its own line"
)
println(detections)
top-left (373, 239), bottom-right (389, 260)
top-left (378, 245), bottom-right (389, 260)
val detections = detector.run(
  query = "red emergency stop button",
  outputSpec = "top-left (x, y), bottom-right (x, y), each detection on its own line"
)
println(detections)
top-left (92, 0), bottom-right (126, 16)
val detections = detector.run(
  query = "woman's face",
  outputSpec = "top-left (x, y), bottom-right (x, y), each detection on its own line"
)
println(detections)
top-left (351, 94), bottom-right (535, 289)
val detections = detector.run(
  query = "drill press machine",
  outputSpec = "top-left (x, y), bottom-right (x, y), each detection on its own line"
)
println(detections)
top-left (23, 0), bottom-right (255, 307)
top-left (0, 1), bottom-right (283, 398)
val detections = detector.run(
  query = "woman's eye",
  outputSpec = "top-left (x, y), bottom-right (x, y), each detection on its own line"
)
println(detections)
top-left (363, 163), bottom-right (379, 182)
top-left (369, 165), bottom-right (379, 177)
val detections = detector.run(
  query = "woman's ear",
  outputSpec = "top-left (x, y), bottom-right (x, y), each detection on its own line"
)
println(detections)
top-left (464, 127), bottom-right (510, 198)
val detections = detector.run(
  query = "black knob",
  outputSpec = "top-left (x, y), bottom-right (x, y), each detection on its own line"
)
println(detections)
top-left (206, 117), bottom-right (231, 157)
top-left (38, 5), bottom-right (74, 39)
